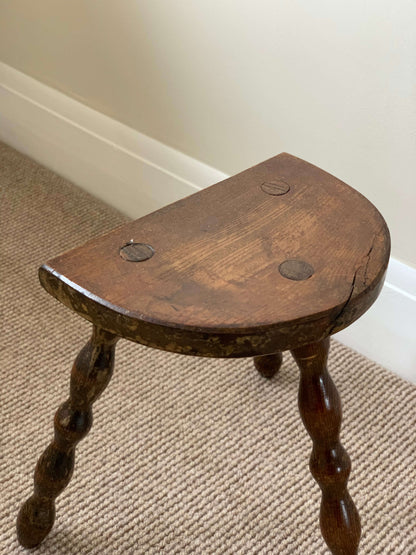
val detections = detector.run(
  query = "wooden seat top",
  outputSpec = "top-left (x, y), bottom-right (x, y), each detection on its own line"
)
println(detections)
top-left (40, 154), bottom-right (390, 357)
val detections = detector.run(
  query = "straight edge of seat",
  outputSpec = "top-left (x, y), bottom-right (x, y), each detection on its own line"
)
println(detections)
top-left (38, 257), bottom-right (389, 358)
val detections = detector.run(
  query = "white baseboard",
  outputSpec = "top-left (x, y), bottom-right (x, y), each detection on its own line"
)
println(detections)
top-left (335, 259), bottom-right (416, 383)
top-left (0, 61), bottom-right (227, 218)
top-left (1, 61), bottom-right (415, 383)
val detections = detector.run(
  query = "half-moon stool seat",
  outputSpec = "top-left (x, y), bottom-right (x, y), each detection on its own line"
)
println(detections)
top-left (17, 153), bottom-right (390, 554)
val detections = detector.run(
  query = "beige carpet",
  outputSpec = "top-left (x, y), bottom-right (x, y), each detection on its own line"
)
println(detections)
top-left (0, 140), bottom-right (415, 554)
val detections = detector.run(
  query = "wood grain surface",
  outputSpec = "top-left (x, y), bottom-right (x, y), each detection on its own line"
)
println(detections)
top-left (39, 153), bottom-right (390, 357)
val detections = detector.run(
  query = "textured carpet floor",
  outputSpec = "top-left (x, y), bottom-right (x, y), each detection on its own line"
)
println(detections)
top-left (0, 141), bottom-right (415, 554)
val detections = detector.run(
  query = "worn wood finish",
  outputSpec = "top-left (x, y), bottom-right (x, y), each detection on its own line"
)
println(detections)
top-left (253, 352), bottom-right (282, 379)
top-left (292, 339), bottom-right (361, 554)
top-left (38, 153), bottom-right (390, 358)
top-left (17, 326), bottom-right (118, 548)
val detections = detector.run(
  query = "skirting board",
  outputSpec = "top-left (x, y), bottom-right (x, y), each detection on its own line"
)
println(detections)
top-left (1, 61), bottom-right (415, 383)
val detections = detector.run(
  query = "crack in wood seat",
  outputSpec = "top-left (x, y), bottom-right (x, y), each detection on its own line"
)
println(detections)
top-left (17, 153), bottom-right (390, 554)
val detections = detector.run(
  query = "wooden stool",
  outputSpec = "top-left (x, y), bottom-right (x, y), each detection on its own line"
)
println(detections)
top-left (16, 153), bottom-right (390, 554)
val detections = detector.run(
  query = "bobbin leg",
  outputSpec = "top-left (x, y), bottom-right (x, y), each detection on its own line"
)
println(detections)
top-left (17, 325), bottom-right (119, 548)
top-left (291, 338), bottom-right (361, 555)
top-left (253, 352), bottom-right (283, 379)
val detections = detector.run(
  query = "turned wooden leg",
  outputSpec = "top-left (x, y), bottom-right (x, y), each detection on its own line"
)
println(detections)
top-left (254, 352), bottom-right (282, 379)
top-left (291, 338), bottom-right (361, 555)
top-left (17, 325), bottom-right (119, 548)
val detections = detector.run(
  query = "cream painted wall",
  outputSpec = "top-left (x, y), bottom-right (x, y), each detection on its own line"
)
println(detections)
top-left (0, 0), bottom-right (415, 266)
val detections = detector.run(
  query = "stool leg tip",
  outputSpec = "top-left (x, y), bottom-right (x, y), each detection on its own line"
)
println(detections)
top-left (17, 496), bottom-right (55, 548)
top-left (254, 352), bottom-right (283, 379)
